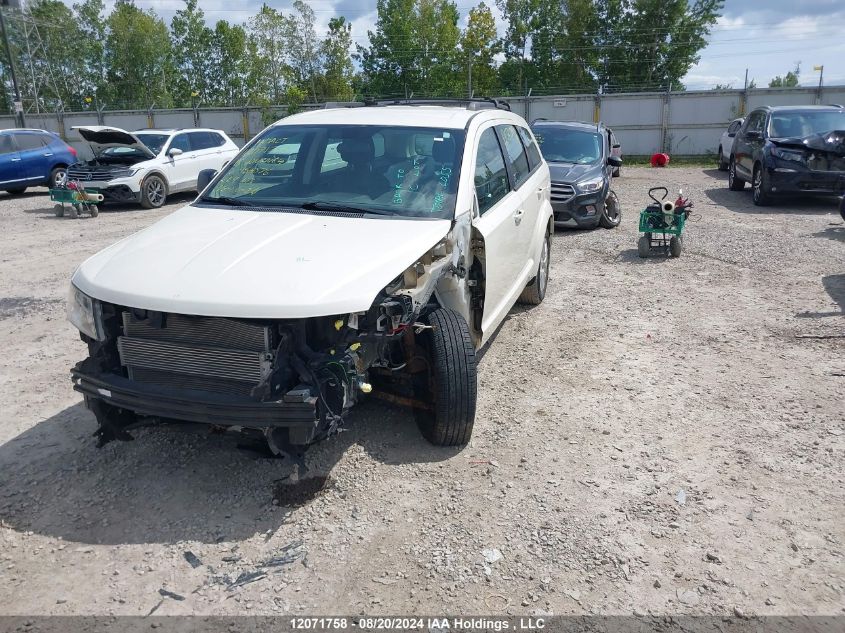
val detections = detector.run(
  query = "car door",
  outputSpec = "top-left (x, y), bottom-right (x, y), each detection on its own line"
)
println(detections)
top-left (204, 132), bottom-right (234, 170)
top-left (13, 132), bottom-right (50, 183)
top-left (723, 119), bottom-right (742, 160)
top-left (0, 135), bottom-right (24, 189)
top-left (736, 111), bottom-right (764, 178)
top-left (187, 131), bottom-right (221, 179)
top-left (162, 132), bottom-right (194, 191)
top-left (471, 124), bottom-right (527, 336)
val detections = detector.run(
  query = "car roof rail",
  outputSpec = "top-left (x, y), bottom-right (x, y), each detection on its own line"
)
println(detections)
top-left (321, 101), bottom-right (365, 109)
top-left (370, 98), bottom-right (512, 112)
top-left (827, 103), bottom-right (844, 108)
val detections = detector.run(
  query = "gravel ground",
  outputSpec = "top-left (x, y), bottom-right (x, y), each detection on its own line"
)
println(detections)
top-left (0, 168), bottom-right (842, 617)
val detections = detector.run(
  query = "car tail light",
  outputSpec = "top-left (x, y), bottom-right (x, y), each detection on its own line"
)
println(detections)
top-left (68, 145), bottom-right (77, 157)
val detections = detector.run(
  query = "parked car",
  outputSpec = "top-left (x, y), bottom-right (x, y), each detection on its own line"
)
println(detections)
top-left (718, 117), bottom-right (743, 170)
top-left (66, 126), bottom-right (239, 208)
top-left (67, 101), bottom-right (553, 450)
top-left (0, 128), bottom-right (77, 194)
top-left (608, 127), bottom-right (623, 177)
top-left (728, 105), bottom-right (845, 206)
top-left (530, 119), bottom-right (622, 229)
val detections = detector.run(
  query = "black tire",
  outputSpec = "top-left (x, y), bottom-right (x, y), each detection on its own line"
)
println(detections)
top-left (599, 190), bottom-right (622, 229)
top-left (637, 235), bottom-right (650, 258)
top-left (5, 187), bottom-right (26, 195)
top-left (415, 308), bottom-right (477, 446)
top-left (53, 204), bottom-right (64, 217)
top-left (140, 174), bottom-right (167, 209)
top-left (752, 164), bottom-right (772, 206)
top-left (717, 147), bottom-right (729, 171)
top-left (89, 204), bottom-right (99, 217)
top-left (68, 204), bottom-right (79, 219)
top-left (518, 231), bottom-right (550, 305)
top-left (612, 166), bottom-right (621, 178)
top-left (49, 166), bottom-right (67, 189)
top-left (728, 157), bottom-right (745, 191)
top-left (669, 236), bottom-right (682, 257)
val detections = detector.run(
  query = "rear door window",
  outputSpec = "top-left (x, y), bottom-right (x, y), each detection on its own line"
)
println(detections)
top-left (0, 135), bottom-right (15, 154)
top-left (497, 125), bottom-right (531, 189)
top-left (474, 127), bottom-right (510, 214)
top-left (516, 125), bottom-right (542, 170)
top-left (188, 132), bottom-right (214, 151)
top-left (13, 133), bottom-right (46, 151)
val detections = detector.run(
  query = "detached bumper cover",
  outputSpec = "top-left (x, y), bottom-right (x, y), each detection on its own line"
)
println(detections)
top-left (71, 367), bottom-right (317, 428)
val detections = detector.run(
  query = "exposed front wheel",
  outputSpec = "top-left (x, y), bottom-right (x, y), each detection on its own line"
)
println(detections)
top-left (637, 235), bottom-right (650, 258)
top-left (752, 164), bottom-right (772, 206)
top-left (728, 158), bottom-right (745, 191)
top-left (140, 175), bottom-right (167, 209)
top-left (415, 308), bottom-right (477, 447)
top-left (518, 232), bottom-right (550, 305)
top-left (599, 190), bottom-right (622, 229)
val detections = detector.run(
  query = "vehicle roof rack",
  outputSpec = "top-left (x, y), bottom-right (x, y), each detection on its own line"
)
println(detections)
top-left (369, 98), bottom-right (512, 112)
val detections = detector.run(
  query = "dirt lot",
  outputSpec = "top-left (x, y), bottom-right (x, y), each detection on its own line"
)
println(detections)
top-left (0, 168), bottom-right (842, 617)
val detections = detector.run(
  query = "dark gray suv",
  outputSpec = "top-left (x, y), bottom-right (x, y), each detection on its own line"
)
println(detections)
top-left (530, 120), bottom-right (622, 229)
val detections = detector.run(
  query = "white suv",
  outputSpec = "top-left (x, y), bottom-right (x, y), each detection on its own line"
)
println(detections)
top-left (67, 101), bottom-right (552, 450)
top-left (67, 126), bottom-right (239, 208)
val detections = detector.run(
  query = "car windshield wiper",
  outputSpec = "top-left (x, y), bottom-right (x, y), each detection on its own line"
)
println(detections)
top-left (200, 195), bottom-right (255, 207)
top-left (300, 201), bottom-right (393, 216)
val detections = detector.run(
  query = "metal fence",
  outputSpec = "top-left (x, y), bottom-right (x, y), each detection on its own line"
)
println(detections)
top-left (2, 85), bottom-right (844, 157)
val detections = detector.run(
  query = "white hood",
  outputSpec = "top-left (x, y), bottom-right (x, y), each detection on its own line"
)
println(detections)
top-left (72, 206), bottom-right (452, 318)
top-left (73, 125), bottom-right (157, 159)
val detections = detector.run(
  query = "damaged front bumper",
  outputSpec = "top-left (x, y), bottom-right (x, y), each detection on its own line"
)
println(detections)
top-left (71, 368), bottom-right (317, 428)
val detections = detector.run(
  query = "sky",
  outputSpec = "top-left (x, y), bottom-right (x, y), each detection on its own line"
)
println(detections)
top-left (81, 0), bottom-right (845, 92)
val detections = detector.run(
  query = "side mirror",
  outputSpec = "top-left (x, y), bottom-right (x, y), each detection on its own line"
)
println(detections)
top-left (745, 130), bottom-right (762, 140)
top-left (612, 143), bottom-right (621, 149)
top-left (608, 156), bottom-right (623, 168)
top-left (167, 147), bottom-right (183, 157)
top-left (197, 169), bottom-right (217, 193)
top-left (727, 132), bottom-right (736, 138)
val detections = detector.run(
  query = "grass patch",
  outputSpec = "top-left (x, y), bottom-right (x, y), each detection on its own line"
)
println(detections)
top-left (623, 155), bottom-right (718, 168)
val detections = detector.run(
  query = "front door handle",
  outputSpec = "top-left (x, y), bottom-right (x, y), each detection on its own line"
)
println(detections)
top-left (11, 157), bottom-right (21, 162)
top-left (513, 208), bottom-right (524, 225)
top-left (43, 152), bottom-right (53, 157)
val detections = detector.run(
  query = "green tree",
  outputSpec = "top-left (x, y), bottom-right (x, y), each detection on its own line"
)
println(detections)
top-left (72, 0), bottom-right (108, 105)
top-left (287, 0), bottom-right (321, 102)
top-left (248, 4), bottom-right (293, 103)
top-left (208, 20), bottom-right (265, 106)
top-left (495, 0), bottom-right (541, 94)
top-left (359, 0), bottom-right (462, 98)
top-left (769, 64), bottom-right (800, 88)
top-left (320, 17), bottom-right (355, 101)
top-left (461, 2), bottom-right (500, 96)
top-left (170, 0), bottom-right (213, 107)
top-left (103, 0), bottom-right (173, 108)
top-left (597, 0), bottom-right (723, 93)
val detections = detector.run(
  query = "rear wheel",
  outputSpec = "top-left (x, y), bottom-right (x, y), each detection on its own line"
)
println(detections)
top-left (518, 232), bottom-right (550, 305)
top-left (89, 204), bottom-right (99, 217)
top-left (49, 166), bottom-right (66, 189)
top-left (414, 308), bottom-right (477, 447)
top-left (752, 164), bottom-right (772, 206)
top-left (5, 187), bottom-right (26, 195)
top-left (53, 204), bottom-right (64, 217)
top-left (140, 175), bottom-right (167, 209)
top-left (669, 236), bottom-right (682, 257)
top-left (718, 147), bottom-right (729, 171)
top-left (599, 190), bottom-right (622, 229)
top-left (728, 158), bottom-right (745, 191)
top-left (637, 235), bottom-right (650, 258)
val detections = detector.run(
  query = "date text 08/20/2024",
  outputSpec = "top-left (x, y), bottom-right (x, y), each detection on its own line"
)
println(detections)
top-left (289, 617), bottom-right (547, 631)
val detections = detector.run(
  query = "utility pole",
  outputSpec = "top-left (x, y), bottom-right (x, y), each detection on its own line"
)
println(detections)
top-left (0, 3), bottom-right (24, 127)
top-left (814, 65), bottom-right (824, 104)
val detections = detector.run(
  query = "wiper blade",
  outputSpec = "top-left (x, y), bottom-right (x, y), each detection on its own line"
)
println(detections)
top-left (200, 195), bottom-right (254, 207)
top-left (300, 201), bottom-right (391, 216)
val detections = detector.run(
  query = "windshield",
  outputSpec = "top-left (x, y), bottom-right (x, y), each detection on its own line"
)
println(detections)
top-left (769, 111), bottom-right (845, 138)
top-left (134, 133), bottom-right (169, 155)
top-left (532, 127), bottom-right (601, 164)
top-left (202, 124), bottom-right (465, 219)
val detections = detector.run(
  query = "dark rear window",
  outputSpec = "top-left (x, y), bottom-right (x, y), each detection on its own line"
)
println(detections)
top-left (14, 133), bottom-right (48, 151)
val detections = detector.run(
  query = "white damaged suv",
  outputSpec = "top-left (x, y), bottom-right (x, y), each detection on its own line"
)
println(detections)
top-left (67, 101), bottom-right (553, 450)
top-left (67, 126), bottom-right (239, 208)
